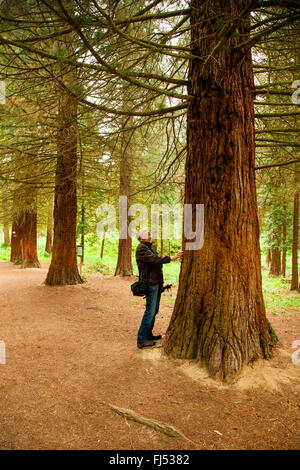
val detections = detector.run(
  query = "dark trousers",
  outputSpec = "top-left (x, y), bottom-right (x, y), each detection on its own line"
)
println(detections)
top-left (137, 284), bottom-right (162, 342)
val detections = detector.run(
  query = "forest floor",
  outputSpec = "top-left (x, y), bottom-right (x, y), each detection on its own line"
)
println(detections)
top-left (0, 260), bottom-right (299, 450)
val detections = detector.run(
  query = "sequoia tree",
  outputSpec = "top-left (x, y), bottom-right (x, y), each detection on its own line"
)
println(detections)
top-left (163, 0), bottom-right (276, 382)
top-left (45, 31), bottom-right (82, 285)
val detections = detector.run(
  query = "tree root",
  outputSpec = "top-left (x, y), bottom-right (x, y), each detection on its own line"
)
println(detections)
top-left (99, 400), bottom-right (199, 447)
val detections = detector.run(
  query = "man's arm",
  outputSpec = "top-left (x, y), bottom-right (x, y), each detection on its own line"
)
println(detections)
top-left (136, 244), bottom-right (171, 265)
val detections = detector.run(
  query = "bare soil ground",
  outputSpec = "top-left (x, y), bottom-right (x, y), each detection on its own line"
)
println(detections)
top-left (0, 260), bottom-right (299, 450)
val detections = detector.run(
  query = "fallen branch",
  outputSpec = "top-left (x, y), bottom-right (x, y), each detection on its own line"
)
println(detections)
top-left (99, 400), bottom-right (199, 447)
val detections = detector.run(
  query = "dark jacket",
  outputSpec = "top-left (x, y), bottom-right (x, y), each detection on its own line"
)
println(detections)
top-left (136, 242), bottom-right (171, 286)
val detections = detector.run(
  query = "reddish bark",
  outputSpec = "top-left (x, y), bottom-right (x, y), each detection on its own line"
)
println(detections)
top-left (21, 209), bottom-right (40, 268)
top-left (45, 39), bottom-right (82, 286)
top-left (163, 0), bottom-right (276, 382)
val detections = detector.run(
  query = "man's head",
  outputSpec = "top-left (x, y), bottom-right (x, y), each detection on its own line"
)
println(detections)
top-left (137, 228), bottom-right (151, 242)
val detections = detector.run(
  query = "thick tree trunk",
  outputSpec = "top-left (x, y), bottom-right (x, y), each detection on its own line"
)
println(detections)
top-left (45, 196), bottom-right (54, 254)
top-left (115, 116), bottom-right (133, 277)
top-left (163, 0), bottom-right (276, 382)
top-left (45, 36), bottom-right (82, 285)
top-left (291, 190), bottom-right (299, 291)
top-left (21, 207), bottom-right (40, 268)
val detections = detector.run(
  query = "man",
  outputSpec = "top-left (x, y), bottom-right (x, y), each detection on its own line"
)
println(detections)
top-left (135, 228), bottom-right (183, 349)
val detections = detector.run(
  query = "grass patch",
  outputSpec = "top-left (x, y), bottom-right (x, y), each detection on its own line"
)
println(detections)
top-left (262, 270), bottom-right (300, 315)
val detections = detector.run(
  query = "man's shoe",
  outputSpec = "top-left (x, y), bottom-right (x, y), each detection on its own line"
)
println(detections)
top-left (137, 340), bottom-right (156, 349)
top-left (149, 334), bottom-right (162, 341)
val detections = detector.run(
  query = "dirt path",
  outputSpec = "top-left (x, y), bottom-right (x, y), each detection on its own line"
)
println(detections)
top-left (0, 261), bottom-right (299, 450)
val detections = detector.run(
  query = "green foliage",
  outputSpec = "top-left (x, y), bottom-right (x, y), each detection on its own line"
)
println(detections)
top-left (76, 220), bottom-right (90, 236)
top-left (262, 270), bottom-right (300, 315)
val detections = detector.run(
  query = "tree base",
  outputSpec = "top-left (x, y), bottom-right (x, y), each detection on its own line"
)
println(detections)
top-left (163, 321), bottom-right (278, 383)
top-left (45, 268), bottom-right (83, 286)
top-left (114, 268), bottom-right (133, 277)
top-left (21, 260), bottom-right (40, 269)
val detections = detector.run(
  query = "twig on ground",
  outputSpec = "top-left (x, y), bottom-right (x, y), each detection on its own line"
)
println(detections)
top-left (99, 400), bottom-right (199, 447)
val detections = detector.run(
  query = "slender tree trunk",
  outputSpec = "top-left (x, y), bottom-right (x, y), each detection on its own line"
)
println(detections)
top-left (270, 247), bottom-right (281, 276)
top-left (265, 249), bottom-right (271, 267)
top-left (21, 206), bottom-right (40, 268)
top-left (45, 34), bottom-right (82, 285)
top-left (269, 230), bottom-right (281, 277)
top-left (281, 223), bottom-right (287, 278)
top-left (291, 190), bottom-right (299, 291)
top-left (100, 229), bottom-right (106, 259)
top-left (163, 0), bottom-right (276, 382)
top-left (115, 115), bottom-right (133, 277)
top-left (45, 196), bottom-right (54, 254)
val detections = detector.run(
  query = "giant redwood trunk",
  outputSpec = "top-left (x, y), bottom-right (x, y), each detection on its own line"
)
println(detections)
top-left (21, 207), bottom-right (40, 268)
top-left (163, 0), bottom-right (275, 382)
top-left (45, 35), bottom-right (82, 285)
top-left (114, 115), bottom-right (133, 277)
top-left (291, 190), bottom-right (299, 291)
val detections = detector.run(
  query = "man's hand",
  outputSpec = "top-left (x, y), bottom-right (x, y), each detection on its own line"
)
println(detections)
top-left (170, 251), bottom-right (183, 262)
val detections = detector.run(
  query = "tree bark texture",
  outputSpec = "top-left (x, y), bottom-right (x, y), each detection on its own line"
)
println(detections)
top-left (21, 207), bottom-right (40, 268)
top-left (45, 35), bottom-right (82, 285)
top-left (163, 0), bottom-right (276, 382)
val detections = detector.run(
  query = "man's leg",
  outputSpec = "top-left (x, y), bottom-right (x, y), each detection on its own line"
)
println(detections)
top-left (150, 284), bottom-right (163, 336)
top-left (137, 284), bottom-right (159, 344)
